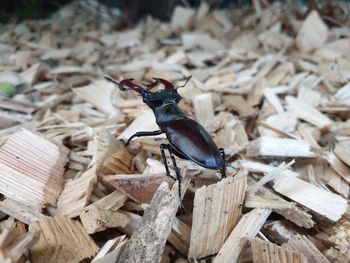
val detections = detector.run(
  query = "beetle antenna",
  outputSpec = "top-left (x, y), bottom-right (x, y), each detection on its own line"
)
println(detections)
top-left (105, 76), bottom-right (122, 88)
top-left (176, 75), bottom-right (192, 89)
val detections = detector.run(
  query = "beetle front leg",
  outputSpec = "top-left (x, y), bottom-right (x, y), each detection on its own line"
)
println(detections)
top-left (219, 148), bottom-right (227, 179)
top-left (126, 130), bottom-right (164, 146)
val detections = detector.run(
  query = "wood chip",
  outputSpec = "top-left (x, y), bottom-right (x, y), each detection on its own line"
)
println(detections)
top-left (0, 129), bottom-right (68, 211)
top-left (118, 178), bottom-right (190, 263)
top-left (296, 10), bottom-right (328, 53)
top-left (272, 175), bottom-right (347, 221)
top-left (102, 173), bottom-right (173, 204)
top-left (189, 174), bottom-right (247, 259)
top-left (334, 140), bottom-right (350, 167)
top-left (29, 217), bottom-right (99, 263)
top-left (0, 198), bottom-right (46, 225)
top-left (57, 166), bottom-right (97, 217)
top-left (251, 238), bottom-right (308, 263)
top-left (283, 234), bottom-right (330, 263)
top-left (247, 137), bottom-right (315, 158)
top-left (213, 208), bottom-right (271, 263)
top-left (286, 96), bottom-right (332, 129)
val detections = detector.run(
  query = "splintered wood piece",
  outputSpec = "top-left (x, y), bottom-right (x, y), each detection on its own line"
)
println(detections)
top-left (222, 95), bottom-right (255, 117)
top-left (286, 96), bottom-right (331, 129)
top-left (91, 235), bottom-right (128, 263)
top-left (245, 184), bottom-right (314, 228)
top-left (119, 179), bottom-right (190, 263)
top-left (272, 175), bottom-right (347, 221)
top-left (213, 208), bottom-right (271, 263)
top-left (0, 228), bottom-right (36, 262)
top-left (248, 160), bottom-right (295, 193)
top-left (193, 93), bottom-right (214, 124)
top-left (171, 6), bottom-right (195, 29)
top-left (296, 10), bottom-right (328, 53)
top-left (57, 166), bottom-right (97, 217)
top-left (189, 175), bottom-right (247, 259)
top-left (91, 190), bottom-right (127, 211)
top-left (118, 110), bottom-right (159, 142)
top-left (239, 160), bottom-right (299, 178)
top-left (80, 206), bottom-right (129, 234)
top-left (0, 129), bottom-right (68, 211)
top-left (102, 173), bottom-right (173, 204)
top-left (102, 148), bottom-right (134, 174)
top-left (169, 218), bottom-right (191, 255)
top-left (324, 168), bottom-right (349, 198)
top-left (283, 234), bottom-right (330, 263)
top-left (29, 217), bottom-right (99, 263)
top-left (251, 238), bottom-right (308, 263)
top-left (323, 152), bottom-right (350, 184)
top-left (247, 136), bottom-right (315, 158)
top-left (73, 80), bottom-right (119, 116)
top-left (0, 198), bottom-right (46, 225)
top-left (334, 140), bottom-right (350, 167)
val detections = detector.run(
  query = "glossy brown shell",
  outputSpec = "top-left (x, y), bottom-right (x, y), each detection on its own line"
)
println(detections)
top-left (160, 118), bottom-right (224, 169)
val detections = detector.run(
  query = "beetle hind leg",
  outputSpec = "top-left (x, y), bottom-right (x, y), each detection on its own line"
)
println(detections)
top-left (160, 144), bottom-right (184, 208)
top-left (219, 148), bottom-right (227, 179)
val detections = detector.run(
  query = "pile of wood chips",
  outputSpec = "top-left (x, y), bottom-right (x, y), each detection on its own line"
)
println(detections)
top-left (0, 1), bottom-right (350, 262)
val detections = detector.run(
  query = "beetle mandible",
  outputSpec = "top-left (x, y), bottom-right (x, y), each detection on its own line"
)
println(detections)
top-left (105, 76), bottom-right (227, 197)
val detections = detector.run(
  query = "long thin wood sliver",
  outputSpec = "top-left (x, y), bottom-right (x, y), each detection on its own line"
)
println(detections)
top-left (118, 178), bottom-right (190, 263)
top-left (251, 238), bottom-right (308, 263)
top-left (213, 208), bottom-right (271, 263)
top-left (189, 174), bottom-right (247, 259)
top-left (248, 159), bottom-right (295, 193)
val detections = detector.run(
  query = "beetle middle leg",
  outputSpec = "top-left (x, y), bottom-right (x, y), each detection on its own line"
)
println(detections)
top-left (219, 148), bottom-right (227, 179)
top-left (160, 144), bottom-right (183, 207)
top-left (126, 130), bottom-right (164, 146)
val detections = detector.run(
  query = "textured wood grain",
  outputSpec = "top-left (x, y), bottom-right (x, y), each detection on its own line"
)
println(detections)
top-left (213, 208), bottom-right (271, 263)
top-left (251, 238), bottom-right (308, 263)
top-left (189, 174), bottom-right (247, 259)
top-left (29, 217), bottom-right (99, 263)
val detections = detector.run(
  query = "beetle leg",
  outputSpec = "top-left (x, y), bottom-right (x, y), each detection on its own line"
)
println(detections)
top-left (126, 130), bottom-right (164, 146)
top-left (160, 144), bottom-right (184, 209)
top-left (219, 148), bottom-right (227, 179)
top-left (159, 144), bottom-right (176, 181)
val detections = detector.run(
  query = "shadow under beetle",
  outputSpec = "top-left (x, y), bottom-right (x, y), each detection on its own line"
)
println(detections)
top-left (105, 76), bottom-right (227, 202)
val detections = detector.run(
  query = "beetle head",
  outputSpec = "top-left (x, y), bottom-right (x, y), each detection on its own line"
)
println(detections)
top-left (105, 76), bottom-right (191, 109)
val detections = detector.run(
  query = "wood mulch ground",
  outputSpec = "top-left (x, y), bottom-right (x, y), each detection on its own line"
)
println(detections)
top-left (0, 1), bottom-right (349, 262)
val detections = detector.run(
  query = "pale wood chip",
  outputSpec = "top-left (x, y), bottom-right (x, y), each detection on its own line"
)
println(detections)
top-left (273, 175), bottom-right (347, 222)
top-left (213, 208), bottom-right (271, 263)
top-left (296, 10), bottom-right (328, 53)
top-left (251, 238), bottom-right (308, 263)
top-left (189, 174), bottom-right (247, 259)
top-left (0, 199), bottom-right (46, 225)
top-left (91, 235), bottom-right (128, 263)
top-left (29, 217), bottom-right (99, 263)
top-left (247, 136), bottom-right (315, 158)
top-left (119, 179), bottom-right (190, 263)
top-left (57, 166), bottom-right (97, 217)
top-left (286, 96), bottom-right (332, 129)
top-left (0, 129), bottom-right (68, 211)
top-left (283, 234), bottom-right (330, 263)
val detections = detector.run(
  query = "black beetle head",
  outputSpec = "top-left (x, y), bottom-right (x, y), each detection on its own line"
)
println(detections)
top-left (105, 76), bottom-right (191, 108)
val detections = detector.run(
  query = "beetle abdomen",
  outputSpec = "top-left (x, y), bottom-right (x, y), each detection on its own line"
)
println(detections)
top-left (161, 118), bottom-right (223, 169)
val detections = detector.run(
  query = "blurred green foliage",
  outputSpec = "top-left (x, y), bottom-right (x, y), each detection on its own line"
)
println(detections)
top-left (0, 0), bottom-right (72, 23)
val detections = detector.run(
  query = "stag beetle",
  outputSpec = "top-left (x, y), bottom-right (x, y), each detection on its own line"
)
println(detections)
top-left (105, 76), bottom-right (227, 200)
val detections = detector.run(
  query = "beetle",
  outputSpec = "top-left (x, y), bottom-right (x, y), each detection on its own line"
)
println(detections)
top-left (105, 76), bottom-right (227, 199)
